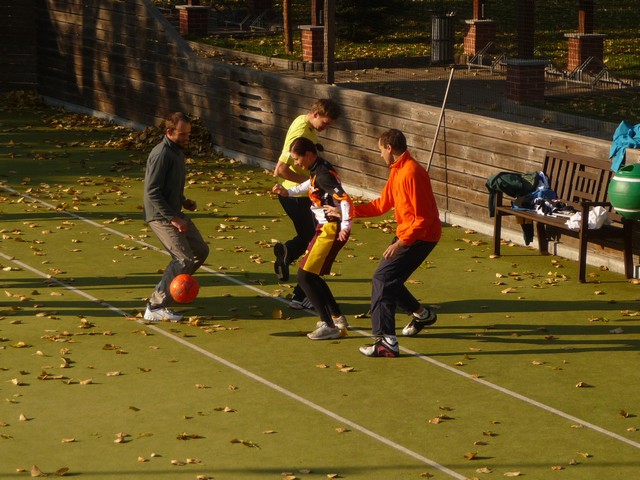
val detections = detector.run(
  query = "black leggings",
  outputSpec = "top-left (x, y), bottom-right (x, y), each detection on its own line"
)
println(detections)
top-left (297, 269), bottom-right (342, 325)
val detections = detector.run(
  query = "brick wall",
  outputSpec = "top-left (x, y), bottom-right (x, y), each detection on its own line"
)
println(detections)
top-left (301, 26), bottom-right (324, 63)
top-left (505, 60), bottom-right (546, 103)
top-left (177, 6), bottom-right (209, 36)
top-left (463, 20), bottom-right (496, 56)
top-left (567, 34), bottom-right (605, 72)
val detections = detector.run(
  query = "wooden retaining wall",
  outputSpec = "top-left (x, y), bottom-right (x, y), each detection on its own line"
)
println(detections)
top-left (35, 0), bottom-right (637, 274)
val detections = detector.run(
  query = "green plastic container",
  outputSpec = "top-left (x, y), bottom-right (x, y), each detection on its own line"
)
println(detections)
top-left (608, 163), bottom-right (640, 220)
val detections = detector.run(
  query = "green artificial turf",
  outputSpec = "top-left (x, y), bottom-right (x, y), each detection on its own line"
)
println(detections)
top-left (1, 104), bottom-right (640, 479)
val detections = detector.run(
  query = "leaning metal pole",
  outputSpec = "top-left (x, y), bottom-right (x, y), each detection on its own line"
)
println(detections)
top-left (426, 66), bottom-right (455, 172)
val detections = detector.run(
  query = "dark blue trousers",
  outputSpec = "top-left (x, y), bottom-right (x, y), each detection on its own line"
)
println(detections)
top-left (370, 238), bottom-right (437, 336)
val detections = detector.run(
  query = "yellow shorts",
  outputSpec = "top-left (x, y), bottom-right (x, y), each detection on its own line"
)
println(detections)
top-left (299, 222), bottom-right (348, 276)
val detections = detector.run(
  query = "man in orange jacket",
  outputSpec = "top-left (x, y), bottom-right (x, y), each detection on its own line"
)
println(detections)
top-left (354, 129), bottom-right (442, 357)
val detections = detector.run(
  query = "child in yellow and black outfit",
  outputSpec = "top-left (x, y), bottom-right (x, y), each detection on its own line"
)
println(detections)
top-left (272, 137), bottom-right (353, 340)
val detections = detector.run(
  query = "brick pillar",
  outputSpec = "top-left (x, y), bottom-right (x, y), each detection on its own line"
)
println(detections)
top-left (464, 19), bottom-right (496, 56)
top-left (300, 25), bottom-right (324, 63)
top-left (505, 59), bottom-right (546, 103)
top-left (175, 5), bottom-right (210, 36)
top-left (565, 33), bottom-right (606, 72)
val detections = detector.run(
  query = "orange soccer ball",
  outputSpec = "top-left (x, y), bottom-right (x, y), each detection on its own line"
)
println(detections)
top-left (169, 274), bottom-right (200, 304)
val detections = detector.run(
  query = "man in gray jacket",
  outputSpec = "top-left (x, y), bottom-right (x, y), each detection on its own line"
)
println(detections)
top-left (143, 112), bottom-right (209, 322)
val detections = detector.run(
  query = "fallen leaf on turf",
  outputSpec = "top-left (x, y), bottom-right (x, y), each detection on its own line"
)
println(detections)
top-left (551, 466), bottom-right (563, 470)
top-left (577, 452), bottom-right (592, 458)
top-left (619, 409), bottom-right (630, 418)
top-left (177, 432), bottom-right (204, 440)
top-left (464, 452), bottom-right (478, 460)
top-left (54, 468), bottom-right (69, 476)
top-left (335, 427), bottom-right (350, 433)
top-left (503, 472), bottom-right (521, 477)
top-left (230, 438), bottom-right (259, 448)
top-left (476, 466), bottom-right (492, 473)
top-left (576, 382), bottom-right (591, 388)
top-left (316, 364), bottom-right (329, 369)
top-left (31, 465), bottom-right (46, 477)
top-left (419, 473), bottom-right (434, 478)
top-left (61, 438), bottom-right (75, 443)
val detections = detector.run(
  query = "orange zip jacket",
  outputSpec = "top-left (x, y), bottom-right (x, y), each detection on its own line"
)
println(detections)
top-left (353, 151), bottom-right (441, 245)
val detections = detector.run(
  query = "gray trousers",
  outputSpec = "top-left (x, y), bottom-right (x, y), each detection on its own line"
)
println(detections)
top-left (148, 217), bottom-right (209, 307)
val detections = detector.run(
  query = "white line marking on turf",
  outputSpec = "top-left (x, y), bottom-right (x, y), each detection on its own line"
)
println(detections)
top-left (0, 249), bottom-right (466, 480)
top-left (4, 184), bottom-right (640, 454)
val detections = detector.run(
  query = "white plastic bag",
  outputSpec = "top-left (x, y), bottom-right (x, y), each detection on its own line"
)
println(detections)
top-left (565, 206), bottom-right (611, 230)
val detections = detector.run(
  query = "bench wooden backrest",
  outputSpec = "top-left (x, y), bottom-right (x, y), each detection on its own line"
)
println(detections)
top-left (543, 151), bottom-right (614, 205)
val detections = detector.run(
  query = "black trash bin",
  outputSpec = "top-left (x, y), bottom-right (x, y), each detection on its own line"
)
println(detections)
top-left (431, 13), bottom-right (455, 64)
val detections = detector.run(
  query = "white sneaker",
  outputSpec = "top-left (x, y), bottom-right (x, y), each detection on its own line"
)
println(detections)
top-left (315, 315), bottom-right (350, 330)
top-left (359, 337), bottom-right (400, 357)
top-left (332, 315), bottom-right (351, 330)
top-left (144, 306), bottom-right (183, 322)
top-left (307, 322), bottom-right (342, 340)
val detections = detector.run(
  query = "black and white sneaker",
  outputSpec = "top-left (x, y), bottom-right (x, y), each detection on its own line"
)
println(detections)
top-left (359, 337), bottom-right (400, 357)
top-left (402, 307), bottom-right (437, 337)
top-left (290, 295), bottom-right (314, 310)
top-left (274, 242), bottom-right (289, 281)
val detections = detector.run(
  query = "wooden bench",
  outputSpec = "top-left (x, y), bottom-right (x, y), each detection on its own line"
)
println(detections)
top-left (493, 150), bottom-right (634, 282)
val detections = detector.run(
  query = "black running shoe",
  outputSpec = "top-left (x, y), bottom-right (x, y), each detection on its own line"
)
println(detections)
top-left (402, 307), bottom-right (437, 337)
top-left (273, 242), bottom-right (289, 281)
